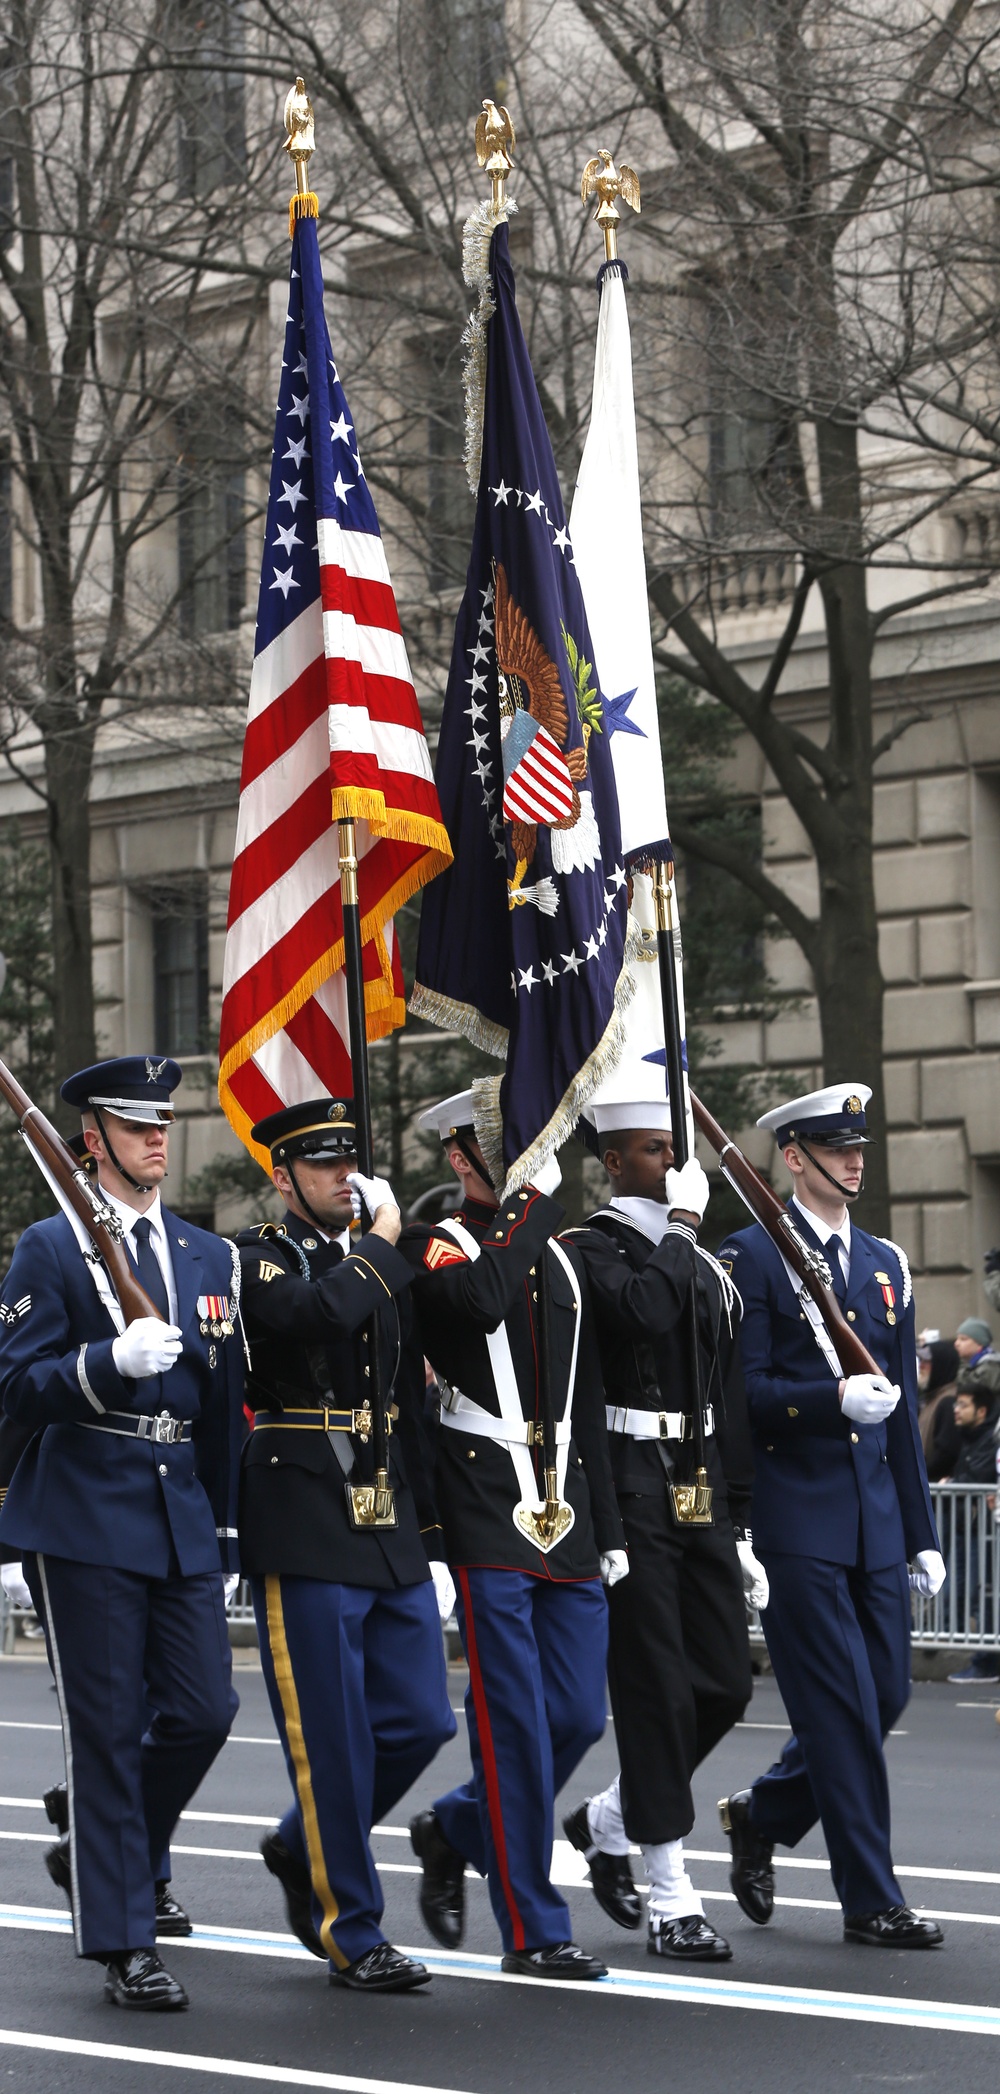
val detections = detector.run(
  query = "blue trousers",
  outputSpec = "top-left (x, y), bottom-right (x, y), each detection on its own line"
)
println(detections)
top-left (26, 1551), bottom-right (237, 1959)
top-left (252, 1574), bottom-right (455, 1969)
top-left (749, 1553), bottom-right (911, 1916)
top-left (435, 1569), bottom-right (608, 1954)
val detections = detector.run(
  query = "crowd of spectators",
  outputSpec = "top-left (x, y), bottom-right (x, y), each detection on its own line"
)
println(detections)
top-left (917, 1281), bottom-right (1000, 1685)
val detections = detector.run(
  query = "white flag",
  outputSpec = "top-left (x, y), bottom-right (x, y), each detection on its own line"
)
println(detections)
top-left (571, 264), bottom-right (669, 867)
top-left (572, 265), bottom-right (692, 1146)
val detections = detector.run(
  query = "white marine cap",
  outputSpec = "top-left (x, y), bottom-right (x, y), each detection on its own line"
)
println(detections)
top-left (757, 1082), bottom-right (873, 1147)
top-left (416, 1090), bottom-right (477, 1142)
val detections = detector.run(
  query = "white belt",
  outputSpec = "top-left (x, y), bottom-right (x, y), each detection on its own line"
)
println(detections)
top-left (607, 1404), bottom-right (715, 1441)
top-left (441, 1387), bottom-right (572, 1447)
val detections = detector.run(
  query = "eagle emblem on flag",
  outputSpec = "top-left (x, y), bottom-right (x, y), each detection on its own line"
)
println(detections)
top-left (495, 565), bottom-right (602, 903)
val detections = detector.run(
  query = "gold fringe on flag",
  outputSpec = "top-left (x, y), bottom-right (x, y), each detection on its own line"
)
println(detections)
top-left (289, 189), bottom-right (320, 240)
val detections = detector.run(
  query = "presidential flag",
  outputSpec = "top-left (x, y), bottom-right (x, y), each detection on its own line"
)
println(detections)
top-left (411, 217), bottom-right (632, 1192)
top-left (571, 257), bottom-right (691, 1144)
top-left (219, 214), bottom-right (451, 1164)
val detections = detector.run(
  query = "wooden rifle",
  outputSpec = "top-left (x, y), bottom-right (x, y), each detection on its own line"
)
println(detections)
top-left (0, 1056), bottom-right (163, 1325)
top-left (689, 1089), bottom-right (879, 1380)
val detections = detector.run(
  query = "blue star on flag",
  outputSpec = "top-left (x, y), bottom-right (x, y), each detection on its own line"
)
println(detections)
top-left (603, 685), bottom-right (645, 738)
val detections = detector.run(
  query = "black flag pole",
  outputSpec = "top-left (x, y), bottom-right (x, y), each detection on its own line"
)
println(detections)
top-left (339, 817), bottom-right (396, 1529)
top-left (653, 860), bottom-right (713, 1526)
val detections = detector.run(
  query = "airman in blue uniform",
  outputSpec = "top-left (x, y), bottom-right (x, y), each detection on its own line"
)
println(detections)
top-left (0, 1057), bottom-right (246, 2011)
top-left (716, 1084), bottom-right (946, 1950)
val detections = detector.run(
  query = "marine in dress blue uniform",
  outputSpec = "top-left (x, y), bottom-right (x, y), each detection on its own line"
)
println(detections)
top-left (717, 1085), bottom-right (946, 1949)
top-left (401, 1094), bottom-right (626, 1983)
top-left (236, 1100), bottom-right (455, 1995)
top-left (0, 1057), bottom-right (246, 2011)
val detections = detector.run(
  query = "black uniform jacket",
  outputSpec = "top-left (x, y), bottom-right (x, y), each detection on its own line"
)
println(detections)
top-left (237, 1213), bottom-right (440, 1589)
top-left (0, 1414), bottom-right (35, 1513)
top-left (400, 1189), bottom-right (624, 1581)
top-left (565, 1210), bottom-right (754, 1528)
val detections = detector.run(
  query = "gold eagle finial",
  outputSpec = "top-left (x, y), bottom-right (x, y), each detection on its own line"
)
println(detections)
top-left (580, 147), bottom-right (641, 261)
top-left (283, 78), bottom-right (315, 194)
top-left (475, 100), bottom-right (516, 212)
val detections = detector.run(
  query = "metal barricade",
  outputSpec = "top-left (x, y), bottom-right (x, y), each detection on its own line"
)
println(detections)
top-left (912, 1482), bottom-right (999, 1649)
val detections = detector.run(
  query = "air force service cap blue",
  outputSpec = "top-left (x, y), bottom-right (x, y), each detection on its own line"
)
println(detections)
top-left (757, 1082), bottom-right (873, 1149)
top-left (60, 1054), bottom-right (182, 1124)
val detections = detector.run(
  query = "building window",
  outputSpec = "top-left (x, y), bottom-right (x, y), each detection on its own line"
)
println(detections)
top-left (177, 411), bottom-right (245, 637)
top-left (153, 884), bottom-right (209, 1056)
top-left (704, 282), bottom-right (797, 535)
top-left (0, 451), bottom-right (12, 622)
top-left (422, 335), bottom-right (469, 591)
top-left (423, 0), bottom-right (507, 123)
top-left (174, 0), bottom-right (247, 199)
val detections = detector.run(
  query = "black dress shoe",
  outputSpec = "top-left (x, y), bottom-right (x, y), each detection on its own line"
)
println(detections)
top-left (718, 1790), bottom-right (775, 1925)
top-left (329, 1942), bottom-right (431, 1992)
top-left (43, 1781), bottom-right (68, 1835)
top-left (409, 1809), bottom-right (466, 1948)
top-left (155, 1882), bottom-right (193, 1936)
top-left (45, 1835), bottom-right (71, 1901)
top-left (501, 1941), bottom-right (607, 1980)
top-left (844, 1905), bottom-right (943, 1949)
top-left (562, 1802), bottom-right (642, 1931)
top-left (104, 1949), bottom-right (189, 2011)
top-left (648, 1913), bottom-right (732, 1961)
top-left (261, 1831), bottom-right (325, 1958)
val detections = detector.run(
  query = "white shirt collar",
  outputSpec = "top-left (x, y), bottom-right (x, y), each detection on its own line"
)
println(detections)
top-left (609, 1195), bottom-right (673, 1245)
top-left (100, 1184), bottom-right (166, 1245)
top-left (792, 1193), bottom-right (851, 1257)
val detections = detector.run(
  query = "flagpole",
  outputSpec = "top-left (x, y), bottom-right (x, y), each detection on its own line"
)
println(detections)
top-left (581, 148), bottom-right (712, 1524)
top-left (284, 89), bottom-right (395, 1528)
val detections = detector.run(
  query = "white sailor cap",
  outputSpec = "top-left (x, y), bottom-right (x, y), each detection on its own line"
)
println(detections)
top-left (416, 1090), bottom-right (477, 1142)
top-left (757, 1083), bottom-right (873, 1147)
top-left (582, 1098), bottom-right (673, 1138)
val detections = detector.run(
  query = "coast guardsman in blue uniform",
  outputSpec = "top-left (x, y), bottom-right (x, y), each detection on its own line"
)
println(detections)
top-left (0, 1057), bottom-right (246, 2011)
top-left (236, 1099), bottom-right (456, 1995)
top-left (401, 1093), bottom-right (626, 1983)
top-left (716, 1084), bottom-right (946, 1950)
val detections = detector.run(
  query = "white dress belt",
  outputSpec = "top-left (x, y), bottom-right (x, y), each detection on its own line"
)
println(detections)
top-left (441, 1386), bottom-right (572, 1446)
top-left (606, 1403), bottom-right (715, 1441)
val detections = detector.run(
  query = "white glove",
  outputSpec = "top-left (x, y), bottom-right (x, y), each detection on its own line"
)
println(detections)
top-left (841, 1374), bottom-right (900, 1424)
top-left (1, 1561), bottom-right (33, 1609)
top-left (664, 1159), bottom-right (710, 1223)
top-left (909, 1548), bottom-right (946, 1598)
top-left (223, 1573), bottom-right (240, 1607)
top-left (600, 1549), bottom-right (629, 1588)
top-left (346, 1171), bottom-right (397, 1222)
top-left (112, 1318), bottom-right (183, 1378)
top-left (530, 1154), bottom-right (562, 1198)
top-left (736, 1538), bottom-right (769, 1611)
top-left (430, 1560), bottom-right (456, 1622)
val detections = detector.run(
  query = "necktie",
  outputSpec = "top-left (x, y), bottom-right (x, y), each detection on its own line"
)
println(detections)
top-left (828, 1235), bottom-right (848, 1305)
top-left (132, 1215), bottom-right (169, 1321)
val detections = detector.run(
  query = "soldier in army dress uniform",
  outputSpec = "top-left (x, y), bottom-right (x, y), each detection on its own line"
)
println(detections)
top-left (717, 1084), bottom-right (947, 1951)
top-left (402, 1092), bottom-right (627, 1981)
top-left (562, 1096), bottom-right (765, 1963)
top-left (236, 1098), bottom-right (456, 1994)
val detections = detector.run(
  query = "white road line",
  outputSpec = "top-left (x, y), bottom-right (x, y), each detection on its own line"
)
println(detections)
top-left (2, 1911), bottom-right (1000, 2037)
top-left (0, 2029), bottom-right (474, 2094)
top-left (0, 1721), bottom-right (61, 1731)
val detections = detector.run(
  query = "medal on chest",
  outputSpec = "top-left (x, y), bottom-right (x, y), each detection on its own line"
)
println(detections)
top-left (874, 1272), bottom-right (896, 1326)
top-left (198, 1294), bottom-right (234, 1338)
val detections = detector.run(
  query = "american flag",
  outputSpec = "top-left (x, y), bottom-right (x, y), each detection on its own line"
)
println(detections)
top-left (219, 215), bottom-right (451, 1163)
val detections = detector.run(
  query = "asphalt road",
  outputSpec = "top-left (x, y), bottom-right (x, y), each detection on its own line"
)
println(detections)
top-left (1, 1647), bottom-right (1000, 2094)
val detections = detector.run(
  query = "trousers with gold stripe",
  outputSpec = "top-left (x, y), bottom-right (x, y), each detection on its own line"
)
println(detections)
top-left (251, 1573), bottom-right (455, 1968)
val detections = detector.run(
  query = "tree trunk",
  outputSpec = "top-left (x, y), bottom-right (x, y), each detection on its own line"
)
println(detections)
top-left (44, 718), bottom-right (96, 1114)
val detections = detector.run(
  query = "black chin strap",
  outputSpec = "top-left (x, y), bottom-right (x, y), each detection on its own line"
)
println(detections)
top-left (285, 1159), bottom-right (335, 1234)
top-left (93, 1108), bottom-right (156, 1196)
top-left (452, 1133), bottom-right (497, 1198)
top-left (797, 1138), bottom-right (864, 1204)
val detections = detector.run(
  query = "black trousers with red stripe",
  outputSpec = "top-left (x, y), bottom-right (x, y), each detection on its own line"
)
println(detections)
top-left (434, 1567), bottom-right (608, 1953)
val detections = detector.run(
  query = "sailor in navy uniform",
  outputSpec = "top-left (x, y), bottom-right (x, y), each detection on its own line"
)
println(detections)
top-left (561, 1095), bottom-right (762, 1964)
top-left (236, 1100), bottom-right (456, 1995)
top-left (0, 1057), bottom-right (246, 2011)
top-left (401, 1093), bottom-right (626, 1983)
top-left (716, 1084), bottom-right (946, 1950)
